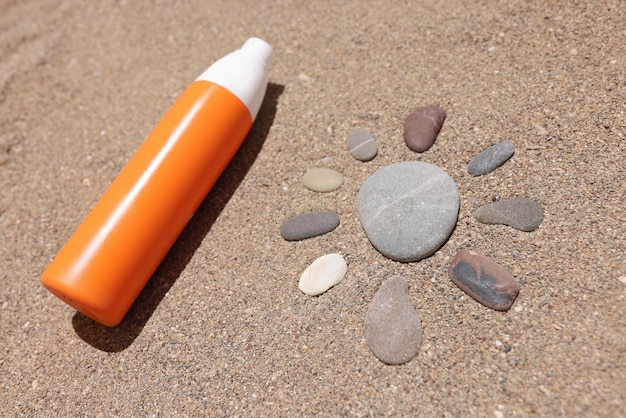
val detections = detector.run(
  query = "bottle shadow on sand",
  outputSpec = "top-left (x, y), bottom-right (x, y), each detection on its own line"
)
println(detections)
top-left (71, 82), bottom-right (284, 352)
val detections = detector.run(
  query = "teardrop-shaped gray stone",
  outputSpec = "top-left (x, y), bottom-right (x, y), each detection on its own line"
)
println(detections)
top-left (364, 276), bottom-right (423, 365)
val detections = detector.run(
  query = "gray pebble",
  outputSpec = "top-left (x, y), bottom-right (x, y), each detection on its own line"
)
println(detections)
top-left (467, 141), bottom-right (515, 176)
top-left (347, 128), bottom-right (378, 161)
top-left (474, 197), bottom-right (543, 232)
top-left (280, 211), bottom-right (340, 241)
top-left (448, 249), bottom-right (520, 311)
top-left (357, 161), bottom-right (459, 262)
top-left (364, 276), bottom-right (423, 365)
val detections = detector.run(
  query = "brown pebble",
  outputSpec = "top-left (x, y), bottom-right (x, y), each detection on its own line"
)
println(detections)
top-left (403, 106), bottom-right (446, 153)
top-left (448, 249), bottom-right (520, 311)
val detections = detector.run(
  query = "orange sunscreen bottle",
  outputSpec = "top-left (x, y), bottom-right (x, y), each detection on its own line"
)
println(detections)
top-left (41, 38), bottom-right (273, 326)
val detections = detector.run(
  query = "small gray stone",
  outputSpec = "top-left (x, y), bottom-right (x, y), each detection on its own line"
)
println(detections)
top-left (403, 106), bottom-right (446, 153)
top-left (299, 253), bottom-right (347, 296)
top-left (280, 211), bottom-right (340, 241)
top-left (347, 128), bottom-right (378, 161)
top-left (302, 167), bottom-right (344, 192)
top-left (357, 161), bottom-right (459, 262)
top-left (364, 276), bottom-right (423, 365)
top-left (467, 141), bottom-right (515, 176)
top-left (474, 198), bottom-right (543, 232)
top-left (448, 249), bottom-right (520, 311)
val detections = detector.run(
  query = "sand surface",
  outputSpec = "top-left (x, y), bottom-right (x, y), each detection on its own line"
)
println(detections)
top-left (1, 1), bottom-right (624, 416)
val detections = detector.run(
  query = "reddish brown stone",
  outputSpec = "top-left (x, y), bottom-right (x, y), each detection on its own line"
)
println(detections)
top-left (403, 106), bottom-right (446, 153)
top-left (448, 249), bottom-right (520, 311)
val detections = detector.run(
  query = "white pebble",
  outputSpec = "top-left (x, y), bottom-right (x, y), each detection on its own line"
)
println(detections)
top-left (299, 253), bottom-right (347, 296)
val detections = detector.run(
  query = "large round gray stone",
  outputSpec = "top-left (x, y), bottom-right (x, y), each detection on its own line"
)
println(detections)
top-left (357, 161), bottom-right (459, 262)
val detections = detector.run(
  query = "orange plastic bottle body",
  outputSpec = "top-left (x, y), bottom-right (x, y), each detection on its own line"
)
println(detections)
top-left (41, 81), bottom-right (252, 326)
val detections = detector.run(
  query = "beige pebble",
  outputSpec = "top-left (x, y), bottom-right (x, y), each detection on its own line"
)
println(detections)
top-left (302, 167), bottom-right (343, 192)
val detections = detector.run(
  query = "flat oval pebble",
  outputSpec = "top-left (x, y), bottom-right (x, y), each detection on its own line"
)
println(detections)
top-left (347, 128), bottom-right (378, 161)
top-left (280, 211), bottom-right (340, 241)
top-left (448, 249), bottom-right (520, 311)
top-left (474, 197), bottom-right (543, 232)
top-left (298, 253), bottom-right (347, 296)
top-left (467, 140), bottom-right (515, 176)
top-left (403, 106), bottom-right (446, 153)
top-left (364, 276), bottom-right (423, 365)
top-left (357, 161), bottom-right (459, 262)
top-left (302, 167), bottom-right (344, 192)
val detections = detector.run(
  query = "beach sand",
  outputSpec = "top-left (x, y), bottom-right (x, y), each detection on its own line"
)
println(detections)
top-left (1, 1), bottom-right (624, 416)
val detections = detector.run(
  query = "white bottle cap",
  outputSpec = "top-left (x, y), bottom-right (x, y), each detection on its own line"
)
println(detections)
top-left (196, 38), bottom-right (273, 121)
